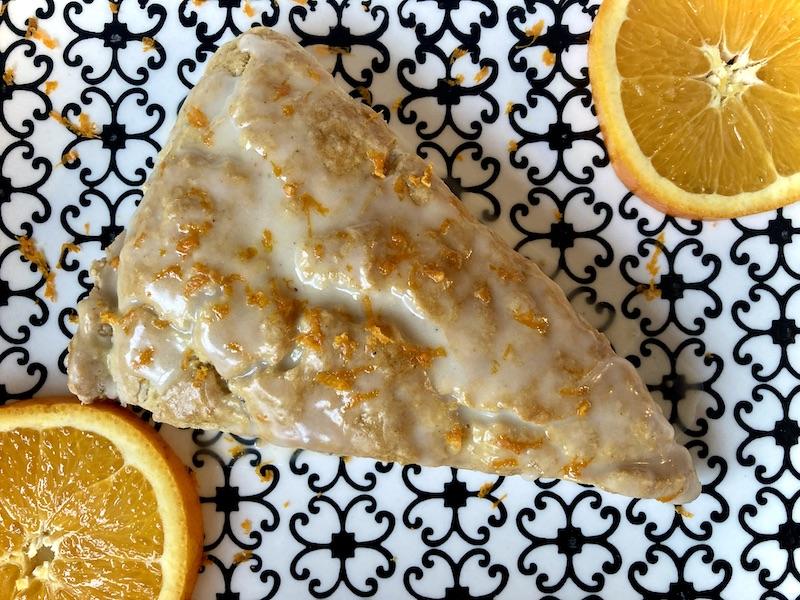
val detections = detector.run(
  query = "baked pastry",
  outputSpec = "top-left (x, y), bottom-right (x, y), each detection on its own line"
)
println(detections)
top-left (67, 28), bottom-right (700, 503)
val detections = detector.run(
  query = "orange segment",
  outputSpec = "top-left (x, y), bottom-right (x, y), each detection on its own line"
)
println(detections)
top-left (680, 0), bottom-right (726, 47)
top-left (620, 77), bottom-right (712, 156)
top-left (0, 398), bottom-right (202, 600)
top-left (0, 565), bottom-right (20, 599)
top-left (650, 100), bottom-right (775, 195)
top-left (589, 0), bottom-right (800, 218)
top-left (742, 85), bottom-right (800, 176)
top-left (53, 466), bottom-right (164, 561)
top-left (749, 1), bottom-right (800, 59)
top-left (724, 0), bottom-right (779, 55)
top-left (53, 558), bottom-right (163, 598)
top-left (616, 20), bottom-right (710, 78)
top-left (623, 1), bottom-right (705, 44)
top-left (759, 43), bottom-right (800, 94)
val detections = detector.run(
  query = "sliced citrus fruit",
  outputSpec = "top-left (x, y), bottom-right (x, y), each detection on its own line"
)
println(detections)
top-left (589, 0), bottom-right (800, 218)
top-left (0, 397), bottom-right (202, 599)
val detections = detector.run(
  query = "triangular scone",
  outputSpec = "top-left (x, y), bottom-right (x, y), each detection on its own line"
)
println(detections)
top-left (68, 28), bottom-right (700, 503)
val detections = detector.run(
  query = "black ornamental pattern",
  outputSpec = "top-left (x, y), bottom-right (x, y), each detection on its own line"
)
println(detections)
top-left (0, 0), bottom-right (796, 598)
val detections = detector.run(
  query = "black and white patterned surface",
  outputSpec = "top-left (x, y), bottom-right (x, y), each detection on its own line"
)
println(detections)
top-left (0, 1), bottom-right (798, 598)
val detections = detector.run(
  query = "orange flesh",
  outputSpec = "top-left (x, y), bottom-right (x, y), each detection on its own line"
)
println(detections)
top-left (0, 427), bottom-right (163, 599)
top-left (616, 0), bottom-right (800, 196)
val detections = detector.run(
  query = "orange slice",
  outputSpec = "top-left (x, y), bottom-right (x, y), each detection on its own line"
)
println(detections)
top-left (0, 398), bottom-right (202, 599)
top-left (589, 0), bottom-right (800, 218)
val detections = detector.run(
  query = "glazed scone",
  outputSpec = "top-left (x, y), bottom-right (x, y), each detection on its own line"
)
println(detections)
top-left (67, 28), bottom-right (700, 503)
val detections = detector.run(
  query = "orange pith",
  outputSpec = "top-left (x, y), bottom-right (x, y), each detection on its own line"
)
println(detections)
top-left (0, 398), bottom-right (202, 599)
top-left (589, 0), bottom-right (800, 218)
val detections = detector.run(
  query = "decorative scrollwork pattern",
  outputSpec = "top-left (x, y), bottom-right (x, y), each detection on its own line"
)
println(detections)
top-left (0, 1), bottom-right (792, 597)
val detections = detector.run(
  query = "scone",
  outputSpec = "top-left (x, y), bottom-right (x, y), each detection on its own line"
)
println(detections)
top-left (67, 28), bottom-right (700, 503)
